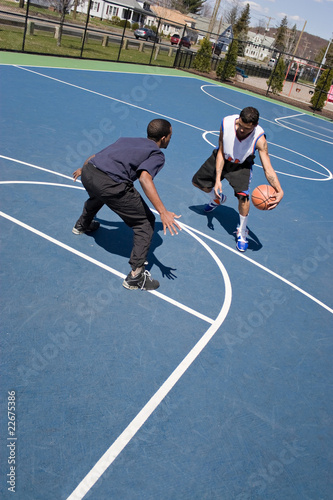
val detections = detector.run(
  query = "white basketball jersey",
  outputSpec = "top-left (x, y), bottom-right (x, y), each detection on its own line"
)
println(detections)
top-left (222, 114), bottom-right (265, 164)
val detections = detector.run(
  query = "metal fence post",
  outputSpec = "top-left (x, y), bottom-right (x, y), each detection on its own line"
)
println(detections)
top-left (21, 0), bottom-right (31, 52)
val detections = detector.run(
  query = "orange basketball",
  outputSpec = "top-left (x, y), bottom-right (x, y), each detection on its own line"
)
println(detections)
top-left (251, 185), bottom-right (276, 210)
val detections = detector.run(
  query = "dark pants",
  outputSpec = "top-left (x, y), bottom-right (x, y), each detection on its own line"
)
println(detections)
top-left (76, 162), bottom-right (155, 270)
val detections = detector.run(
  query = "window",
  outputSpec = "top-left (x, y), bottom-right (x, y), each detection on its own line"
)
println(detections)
top-left (91, 1), bottom-right (99, 12)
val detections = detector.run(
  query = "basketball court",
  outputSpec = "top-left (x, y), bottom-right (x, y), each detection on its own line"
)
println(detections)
top-left (1, 52), bottom-right (332, 500)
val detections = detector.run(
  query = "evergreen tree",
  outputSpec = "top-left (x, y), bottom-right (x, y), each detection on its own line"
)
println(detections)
top-left (233, 3), bottom-right (250, 39)
top-left (274, 15), bottom-right (288, 52)
top-left (172, 0), bottom-right (206, 14)
top-left (266, 57), bottom-right (286, 94)
top-left (233, 3), bottom-right (250, 56)
top-left (193, 37), bottom-right (212, 73)
top-left (216, 38), bottom-right (238, 80)
top-left (311, 68), bottom-right (333, 110)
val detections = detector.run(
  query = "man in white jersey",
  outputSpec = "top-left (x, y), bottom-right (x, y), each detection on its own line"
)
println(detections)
top-left (192, 107), bottom-right (284, 252)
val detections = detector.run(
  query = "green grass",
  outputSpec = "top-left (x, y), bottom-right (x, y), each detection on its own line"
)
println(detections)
top-left (0, 26), bottom-right (176, 66)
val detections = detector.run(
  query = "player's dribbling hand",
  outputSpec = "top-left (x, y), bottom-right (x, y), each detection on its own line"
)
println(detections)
top-left (267, 189), bottom-right (284, 210)
top-left (72, 168), bottom-right (82, 182)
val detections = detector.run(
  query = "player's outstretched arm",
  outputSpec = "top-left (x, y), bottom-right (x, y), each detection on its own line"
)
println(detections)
top-left (139, 170), bottom-right (182, 236)
top-left (257, 136), bottom-right (284, 210)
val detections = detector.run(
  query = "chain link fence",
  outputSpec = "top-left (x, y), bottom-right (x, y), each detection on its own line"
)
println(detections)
top-left (1, 0), bottom-right (332, 115)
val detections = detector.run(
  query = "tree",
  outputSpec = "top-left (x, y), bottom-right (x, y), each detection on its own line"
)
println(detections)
top-left (216, 38), bottom-right (238, 80)
top-left (233, 3), bottom-right (250, 56)
top-left (311, 68), bottom-right (333, 110)
top-left (233, 3), bottom-right (250, 39)
top-left (286, 24), bottom-right (297, 54)
top-left (274, 15), bottom-right (288, 52)
top-left (223, 0), bottom-right (239, 27)
top-left (172, 0), bottom-right (206, 14)
top-left (193, 37), bottom-right (212, 72)
top-left (51, 0), bottom-right (74, 47)
top-left (266, 56), bottom-right (286, 94)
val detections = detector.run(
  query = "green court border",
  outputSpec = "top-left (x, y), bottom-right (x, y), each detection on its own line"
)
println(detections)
top-left (0, 51), bottom-right (330, 121)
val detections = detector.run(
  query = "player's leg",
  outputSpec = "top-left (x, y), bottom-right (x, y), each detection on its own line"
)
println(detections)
top-left (225, 164), bottom-right (253, 252)
top-left (72, 163), bottom-right (104, 234)
top-left (192, 150), bottom-right (227, 212)
top-left (102, 184), bottom-right (159, 290)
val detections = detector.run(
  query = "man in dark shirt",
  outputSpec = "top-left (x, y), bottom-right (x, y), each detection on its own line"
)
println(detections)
top-left (72, 119), bottom-right (181, 291)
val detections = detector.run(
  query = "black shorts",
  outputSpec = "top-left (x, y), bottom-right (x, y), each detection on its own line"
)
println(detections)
top-left (192, 149), bottom-right (254, 196)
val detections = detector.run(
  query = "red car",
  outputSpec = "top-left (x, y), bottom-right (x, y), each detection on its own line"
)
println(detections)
top-left (170, 34), bottom-right (180, 45)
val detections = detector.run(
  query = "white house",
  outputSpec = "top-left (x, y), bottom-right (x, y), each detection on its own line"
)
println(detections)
top-left (244, 31), bottom-right (275, 61)
top-left (73, 0), bottom-right (157, 26)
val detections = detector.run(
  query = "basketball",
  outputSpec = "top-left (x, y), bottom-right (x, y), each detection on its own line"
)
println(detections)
top-left (251, 185), bottom-right (276, 210)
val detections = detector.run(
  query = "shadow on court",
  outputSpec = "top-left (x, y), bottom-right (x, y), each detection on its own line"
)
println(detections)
top-left (189, 204), bottom-right (263, 251)
top-left (87, 219), bottom-right (178, 279)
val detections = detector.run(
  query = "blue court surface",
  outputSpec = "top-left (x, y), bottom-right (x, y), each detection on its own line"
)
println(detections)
top-left (1, 57), bottom-right (333, 500)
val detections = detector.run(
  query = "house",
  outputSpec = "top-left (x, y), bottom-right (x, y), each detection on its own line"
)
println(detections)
top-left (244, 31), bottom-right (275, 61)
top-left (73, 0), bottom-right (157, 26)
top-left (149, 5), bottom-right (195, 38)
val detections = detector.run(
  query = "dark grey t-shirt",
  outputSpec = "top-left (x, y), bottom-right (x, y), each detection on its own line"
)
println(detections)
top-left (91, 137), bottom-right (165, 184)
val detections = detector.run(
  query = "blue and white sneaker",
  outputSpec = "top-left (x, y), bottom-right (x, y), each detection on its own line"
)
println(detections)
top-left (204, 193), bottom-right (227, 212)
top-left (236, 225), bottom-right (249, 252)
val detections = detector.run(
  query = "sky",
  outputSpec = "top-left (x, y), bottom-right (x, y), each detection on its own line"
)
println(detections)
top-left (214, 0), bottom-right (333, 41)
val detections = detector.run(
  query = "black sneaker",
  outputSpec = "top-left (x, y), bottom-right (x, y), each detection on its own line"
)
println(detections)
top-left (72, 220), bottom-right (100, 235)
top-left (122, 270), bottom-right (159, 291)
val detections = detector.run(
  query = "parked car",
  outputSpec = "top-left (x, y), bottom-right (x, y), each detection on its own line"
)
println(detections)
top-left (134, 28), bottom-right (159, 43)
top-left (170, 33), bottom-right (180, 45)
top-left (268, 58), bottom-right (276, 67)
top-left (179, 36), bottom-right (191, 49)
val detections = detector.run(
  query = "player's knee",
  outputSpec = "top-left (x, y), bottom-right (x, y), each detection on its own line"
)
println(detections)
top-left (236, 193), bottom-right (249, 202)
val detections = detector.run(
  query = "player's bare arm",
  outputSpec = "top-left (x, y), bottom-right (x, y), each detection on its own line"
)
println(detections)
top-left (257, 136), bottom-right (284, 209)
top-left (214, 126), bottom-right (225, 198)
top-left (139, 170), bottom-right (181, 236)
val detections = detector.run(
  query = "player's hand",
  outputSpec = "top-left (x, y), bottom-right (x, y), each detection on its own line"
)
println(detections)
top-left (73, 168), bottom-right (82, 182)
top-left (160, 211), bottom-right (182, 236)
top-left (267, 189), bottom-right (284, 210)
top-left (214, 181), bottom-right (222, 199)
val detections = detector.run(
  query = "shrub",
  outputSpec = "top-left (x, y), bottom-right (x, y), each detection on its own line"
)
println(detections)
top-left (266, 57), bottom-right (285, 94)
top-left (311, 68), bottom-right (333, 111)
top-left (193, 37), bottom-right (212, 73)
top-left (216, 39), bottom-right (238, 80)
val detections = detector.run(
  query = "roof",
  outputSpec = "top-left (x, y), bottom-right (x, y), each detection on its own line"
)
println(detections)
top-left (150, 5), bottom-right (193, 26)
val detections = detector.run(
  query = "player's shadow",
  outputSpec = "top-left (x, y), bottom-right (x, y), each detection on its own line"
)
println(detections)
top-left (189, 204), bottom-right (262, 251)
top-left (86, 219), bottom-right (178, 279)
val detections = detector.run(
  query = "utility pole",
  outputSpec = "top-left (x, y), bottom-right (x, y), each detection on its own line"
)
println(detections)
top-left (207, 0), bottom-right (221, 39)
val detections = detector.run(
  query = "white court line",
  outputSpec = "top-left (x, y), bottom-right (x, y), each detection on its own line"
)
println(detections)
top-left (14, 66), bottom-right (206, 134)
top-left (202, 133), bottom-right (333, 181)
top-left (66, 224), bottom-right (232, 500)
top-left (200, 85), bottom-right (333, 144)
top-left (179, 222), bottom-right (333, 315)
top-left (0, 210), bottom-right (214, 324)
top-left (275, 113), bottom-right (333, 142)
top-left (1, 155), bottom-right (332, 313)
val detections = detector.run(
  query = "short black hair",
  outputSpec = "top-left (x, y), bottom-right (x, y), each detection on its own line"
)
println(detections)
top-left (240, 107), bottom-right (259, 125)
top-left (147, 119), bottom-right (172, 142)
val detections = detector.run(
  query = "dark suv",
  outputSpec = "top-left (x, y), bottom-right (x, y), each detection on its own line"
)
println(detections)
top-left (179, 36), bottom-right (191, 49)
top-left (134, 28), bottom-right (159, 43)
